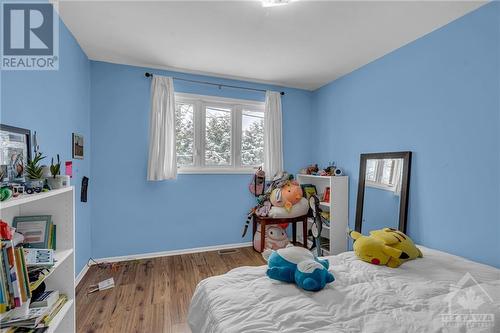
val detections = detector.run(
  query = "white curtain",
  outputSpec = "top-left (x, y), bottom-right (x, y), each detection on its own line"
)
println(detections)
top-left (147, 76), bottom-right (177, 180)
top-left (263, 91), bottom-right (284, 179)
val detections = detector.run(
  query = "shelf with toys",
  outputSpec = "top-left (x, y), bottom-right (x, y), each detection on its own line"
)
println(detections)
top-left (296, 165), bottom-right (349, 256)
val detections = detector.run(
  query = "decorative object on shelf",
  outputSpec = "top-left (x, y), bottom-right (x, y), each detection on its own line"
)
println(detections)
top-left (300, 184), bottom-right (317, 199)
top-left (60, 175), bottom-right (70, 188)
top-left (0, 125), bottom-right (31, 182)
top-left (12, 215), bottom-right (53, 249)
top-left (299, 164), bottom-right (319, 175)
top-left (322, 187), bottom-right (330, 203)
top-left (263, 245), bottom-right (335, 292)
top-left (25, 152), bottom-right (46, 194)
top-left (0, 220), bottom-right (13, 240)
top-left (11, 184), bottom-right (25, 198)
top-left (65, 161), bottom-right (73, 177)
top-left (47, 155), bottom-right (63, 190)
top-left (23, 248), bottom-right (54, 267)
top-left (349, 228), bottom-right (422, 268)
top-left (334, 168), bottom-right (343, 176)
top-left (0, 187), bottom-right (13, 201)
top-left (72, 133), bottom-right (84, 159)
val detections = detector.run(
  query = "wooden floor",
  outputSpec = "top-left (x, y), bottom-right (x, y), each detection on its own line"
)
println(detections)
top-left (76, 247), bottom-right (266, 333)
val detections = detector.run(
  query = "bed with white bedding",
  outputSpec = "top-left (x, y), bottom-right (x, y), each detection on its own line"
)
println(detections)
top-left (188, 246), bottom-right (500, 332)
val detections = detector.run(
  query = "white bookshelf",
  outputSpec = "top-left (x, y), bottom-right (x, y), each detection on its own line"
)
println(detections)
top-left (296, 174), bottom-right (349, 256)
top-left (0, 187), bottom-right (75, 333)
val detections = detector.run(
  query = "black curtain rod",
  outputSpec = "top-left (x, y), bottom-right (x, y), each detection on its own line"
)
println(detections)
top-left (144, 72), bottom-right (285, 96)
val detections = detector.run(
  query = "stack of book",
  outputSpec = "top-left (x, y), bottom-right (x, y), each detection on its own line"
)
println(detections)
top-left (0, 241), bottom-right (31, 314)
top-left (1, 294), bottom-right (68, 331)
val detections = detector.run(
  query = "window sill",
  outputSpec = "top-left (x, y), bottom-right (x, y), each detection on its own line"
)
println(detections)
top-left (178, 167), bottom-right (258, 175)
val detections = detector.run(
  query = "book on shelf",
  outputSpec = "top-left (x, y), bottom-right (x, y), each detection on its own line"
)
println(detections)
top-left (1, 295), bottom-right (67, 330)
top-left (27, 268), bottom-right (51, 293)
top-left (0, 241), bottom-right (31, 313)
top-left (29, 291), bottom-right (59, 309)
top-left (1, 327), bottom-right (47, 332)
top-left (23, 250), bottom-right (53, 268)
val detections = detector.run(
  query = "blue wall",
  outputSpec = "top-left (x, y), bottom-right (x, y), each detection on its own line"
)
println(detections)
top-left (89, 61), bottom-right (313, 258)
top-left (312, 2), bottom-right (499, 267)
top-left (0, 19), bottom-right (92, 274)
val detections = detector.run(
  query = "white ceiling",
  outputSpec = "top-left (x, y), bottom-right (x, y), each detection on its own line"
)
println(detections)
top-left (56, 0), bottom-right (486, 90)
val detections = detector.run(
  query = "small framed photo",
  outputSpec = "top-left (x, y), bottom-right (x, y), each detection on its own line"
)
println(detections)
top-left (13, 215), bottom-right (52, 248)
top-left (300, 184), bottom-right (317, 199)
top-left (0, 124), bottom-right (31, 180)
top-left (72, 133), bottom-right (84, 159)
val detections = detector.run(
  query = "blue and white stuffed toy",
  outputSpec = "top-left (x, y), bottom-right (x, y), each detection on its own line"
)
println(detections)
top-left (262, 245), bottom-right (335, 291)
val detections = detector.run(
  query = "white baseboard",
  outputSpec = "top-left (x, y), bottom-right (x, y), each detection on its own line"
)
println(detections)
top-left (91, 242), bottom-right (253, 264)
top-left (75, 264), bottom-right (90, 286)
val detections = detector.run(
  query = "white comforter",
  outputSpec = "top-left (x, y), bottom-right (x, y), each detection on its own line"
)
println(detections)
top-left (188, 247), bottom-right (500, 332)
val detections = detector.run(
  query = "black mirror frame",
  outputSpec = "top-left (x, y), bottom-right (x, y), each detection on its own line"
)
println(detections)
top-left (354, 151), bottom-right (412, 234)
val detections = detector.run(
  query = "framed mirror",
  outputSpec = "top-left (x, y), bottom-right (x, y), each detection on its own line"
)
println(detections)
top-left (355, 151), bottom-right (412, 234)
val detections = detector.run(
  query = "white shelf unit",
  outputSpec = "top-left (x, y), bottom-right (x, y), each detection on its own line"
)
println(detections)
top-left (296, 175), bottom-right (349, 256)
top-left (0, 187), bottom-right (75, 333)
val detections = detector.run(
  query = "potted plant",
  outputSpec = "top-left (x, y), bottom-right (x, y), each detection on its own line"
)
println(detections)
top-left (25, 152), bottom-right (46, 193)
top-left (47, 154), bottom-right (63, 190)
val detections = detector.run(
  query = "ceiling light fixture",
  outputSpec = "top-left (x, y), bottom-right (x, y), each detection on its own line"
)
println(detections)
top-left (262, 0), bottom-right (292, 8)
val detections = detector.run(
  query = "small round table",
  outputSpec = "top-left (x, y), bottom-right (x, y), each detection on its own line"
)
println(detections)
top-left (252, 214), bottom-right (308, 252)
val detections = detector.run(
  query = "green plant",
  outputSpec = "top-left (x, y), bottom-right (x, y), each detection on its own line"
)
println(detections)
top-left (25, 152), bottom-right (45, 180)
top-left (50, 154), bottom-right (61, 178)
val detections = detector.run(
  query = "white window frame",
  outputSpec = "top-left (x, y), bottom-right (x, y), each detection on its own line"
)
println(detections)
top-left (175, 92), bottom-right (265, 174)
top-left (365, 159), bottom-right (402, 194)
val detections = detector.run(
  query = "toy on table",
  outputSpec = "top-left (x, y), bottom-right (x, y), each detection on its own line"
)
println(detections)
top-left (253, 225), bottom-right (290, 251)
top-left (270, 180), bottom-right (303, 212)
top-left (263, 245), bottom-right (334, 291)
top-left (349, 228), bottom-right (422, 268)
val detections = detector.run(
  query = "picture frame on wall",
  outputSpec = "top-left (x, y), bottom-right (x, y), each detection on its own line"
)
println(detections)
top-left (72, 133), bottom-right (84, 159)
top-left (0, 124), bottom-right (31, 181)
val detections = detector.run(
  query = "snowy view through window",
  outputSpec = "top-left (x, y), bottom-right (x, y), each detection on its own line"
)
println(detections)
top-left (175, 95), bottom-right (264, 171)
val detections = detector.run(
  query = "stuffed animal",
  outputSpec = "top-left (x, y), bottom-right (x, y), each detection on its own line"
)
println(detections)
top-left (254, 225), bottom-right (289, 251)
top-left (263, 245), bottom-right (335, 291)
top-left (349, 228), bottom-right (422, 268)
top-left (270, 181), bottom-right (303, 212)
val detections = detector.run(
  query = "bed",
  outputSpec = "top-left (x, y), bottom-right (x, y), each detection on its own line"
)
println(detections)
top-left (188, 246), bottom-right (500, 332)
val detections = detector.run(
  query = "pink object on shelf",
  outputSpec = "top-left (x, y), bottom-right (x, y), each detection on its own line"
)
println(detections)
top-left (65, 161), bottom-right (73, 178)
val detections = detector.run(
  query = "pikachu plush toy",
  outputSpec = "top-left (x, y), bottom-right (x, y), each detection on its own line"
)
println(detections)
top-left (350, 228), bottom-right (422, 268)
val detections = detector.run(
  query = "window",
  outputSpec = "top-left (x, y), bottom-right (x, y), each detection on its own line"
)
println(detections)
top-left (365, 158), bottom-right (403, 193)
top-left (175, 93), bottom-right (265, 173)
